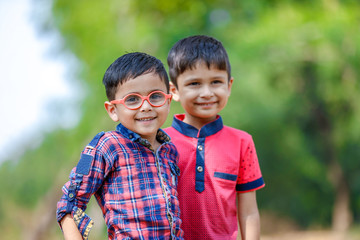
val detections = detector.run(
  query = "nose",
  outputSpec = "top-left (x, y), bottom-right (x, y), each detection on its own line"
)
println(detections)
top-left (199, 85), bottom-right (214, 98)
top-left (139, 99), bottom-right (153, 111)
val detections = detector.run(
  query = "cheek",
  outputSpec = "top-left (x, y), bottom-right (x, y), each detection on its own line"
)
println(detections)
top-left (180, 92), bottom-right (197, 102)
top-left (217, 88), bottom-right (231, 98)
top-left (118, 109), bottom-right (135, 120)
top-left (178, 87), bottom-right (196, 96)
top-left (162, 105), bottom-right (170, 116)
top-left (158, 104), bottom-right (170, 117)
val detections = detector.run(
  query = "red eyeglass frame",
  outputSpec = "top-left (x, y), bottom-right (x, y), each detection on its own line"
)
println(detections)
top-left (110, 90), bottom-right (172, 110)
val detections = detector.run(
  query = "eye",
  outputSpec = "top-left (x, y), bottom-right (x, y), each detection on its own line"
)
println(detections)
top-left (186, 81), bottom-right (200, 86)
top-left (149, 92), bottom-right (165, 104)
top-left (150, 92), bottom-right (164, 99)
top-left (212, 79), bottom-right (225, 84)
top-left (124, 95), bottom-right (141, 105)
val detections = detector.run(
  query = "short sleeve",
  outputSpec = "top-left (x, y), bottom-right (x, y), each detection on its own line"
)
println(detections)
top-left (236, 136), bottom-right (265, 192)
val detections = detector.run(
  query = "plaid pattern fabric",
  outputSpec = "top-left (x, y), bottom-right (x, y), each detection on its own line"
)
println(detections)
top-left (57, 123), bottom-right (183, 239)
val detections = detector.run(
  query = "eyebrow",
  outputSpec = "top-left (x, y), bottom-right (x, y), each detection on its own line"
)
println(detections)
top-left (119, 89), bottom-right (166, 98)
top-left (183, 75), bottom-right (227, 82)
top-left (210, 75), bottom-right (227, 79)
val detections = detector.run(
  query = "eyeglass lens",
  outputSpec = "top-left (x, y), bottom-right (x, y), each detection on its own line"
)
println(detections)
top-left (124, 92), bottom-right (166, 109)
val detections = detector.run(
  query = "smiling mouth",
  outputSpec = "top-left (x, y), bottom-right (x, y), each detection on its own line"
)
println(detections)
top-left (136, 117), bottom-right (156, 121)
top-left (196, 102), bottom-right (216, 106)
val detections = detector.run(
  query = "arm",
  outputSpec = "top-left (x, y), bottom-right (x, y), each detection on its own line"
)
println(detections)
top-left (60, 214), bottom-right (83, 240)
top-left (56, 133), bottom-right (108, 239)
top-left (237, 191), bottom-right (260, 240)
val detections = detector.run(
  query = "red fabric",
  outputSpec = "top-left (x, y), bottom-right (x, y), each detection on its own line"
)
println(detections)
top-left (165, 114), bottom-right (264, 239)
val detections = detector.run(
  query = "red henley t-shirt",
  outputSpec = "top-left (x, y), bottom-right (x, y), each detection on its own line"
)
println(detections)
top-left (165, 114), bottom-right (265, 240)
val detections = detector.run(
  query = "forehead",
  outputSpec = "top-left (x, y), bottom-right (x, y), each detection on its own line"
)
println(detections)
top-left (116, 72), bottom-right (167, 97)
top-left (179, 61), bottom-right (229, 81)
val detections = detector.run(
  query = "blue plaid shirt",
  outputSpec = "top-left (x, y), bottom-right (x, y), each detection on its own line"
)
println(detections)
top-left (56, 123), bottom-right (183, 239)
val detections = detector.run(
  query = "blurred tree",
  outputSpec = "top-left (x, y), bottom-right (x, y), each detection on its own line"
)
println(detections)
top-left (0, 0), bottom-right (359, 238)
top-left (228, 3), bottom-right (360, 231)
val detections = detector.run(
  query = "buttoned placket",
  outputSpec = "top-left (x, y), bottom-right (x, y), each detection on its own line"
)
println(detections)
top-left (154, 147), bottom-right (176, 239)
top-left (195, 137), bottom-right (206, 193)
top-left (127, 126), bottom-right (178, 239)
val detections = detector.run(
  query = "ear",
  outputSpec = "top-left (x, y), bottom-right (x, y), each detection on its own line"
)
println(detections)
top-left (170, 82), bottom-right (180, 102)
top-left (104, 101), bottom-right (119, 122)
top-left (227, 77), bottom-right (234, 96)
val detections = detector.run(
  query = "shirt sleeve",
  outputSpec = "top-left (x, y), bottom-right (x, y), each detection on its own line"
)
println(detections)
top-left (56, 142), bottom-right (108, 239)
top-left (236, 135), bottom-right (265, 192)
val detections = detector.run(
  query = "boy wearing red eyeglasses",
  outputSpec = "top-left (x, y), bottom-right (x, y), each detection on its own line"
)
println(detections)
top-left (56, 52), bottom-right (184, 240)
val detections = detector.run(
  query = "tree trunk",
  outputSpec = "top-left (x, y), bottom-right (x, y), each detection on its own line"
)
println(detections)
top-left (328, 160), bottom-right (352, 232)
top-left (301, 60), bottom-right (352, 233)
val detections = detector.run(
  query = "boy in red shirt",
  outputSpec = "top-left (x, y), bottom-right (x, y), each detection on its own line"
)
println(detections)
top-left (165, 35), bottom-right (265, 240)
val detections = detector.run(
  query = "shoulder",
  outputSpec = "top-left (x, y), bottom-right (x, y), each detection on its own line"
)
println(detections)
top-left (221, 125), bottom-right (253, 141)
top-left (164, 126), bottom-right (175, 135)
top-left (87, 130), bottom-right (127, 153)
top-left (157, 140), bottom-right (179, 165)
top-left (164, 126), bottom-right (184, 140)
top-left (158, 130), bottom-right (178, 156)
top-left (163, 140), bottom-right (179, 155)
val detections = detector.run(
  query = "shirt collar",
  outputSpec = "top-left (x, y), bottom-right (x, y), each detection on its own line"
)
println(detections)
top-left (171, 114), bottom-right (223, 138)
top-left (116, 123), bottom-right (171, 150)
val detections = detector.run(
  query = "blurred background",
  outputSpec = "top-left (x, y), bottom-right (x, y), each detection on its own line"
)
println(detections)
top-left (0, 0), bottom-right (359, 239)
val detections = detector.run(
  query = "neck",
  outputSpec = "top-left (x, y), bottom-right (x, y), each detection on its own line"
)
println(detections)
top-left (152, 140), bottom-right (161, 152)
top-left (142, 135), bottom-right (161, 152)
top-left (183, 114), bottom-right (217, 130)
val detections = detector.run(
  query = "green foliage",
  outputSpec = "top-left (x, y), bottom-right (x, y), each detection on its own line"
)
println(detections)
top-left (1, 0), bottom-right (360, 237)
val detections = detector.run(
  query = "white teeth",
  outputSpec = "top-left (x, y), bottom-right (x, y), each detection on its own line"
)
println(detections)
top-left (197, 102), bottom-right (214, 105)
top-left (137, 117), bottom-right (155, 121)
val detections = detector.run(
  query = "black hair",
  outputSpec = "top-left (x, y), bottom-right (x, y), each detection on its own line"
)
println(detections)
top-left (103, 52), bottom-right (169, 100)
top-left (167, 35), bottom-right (231, 88)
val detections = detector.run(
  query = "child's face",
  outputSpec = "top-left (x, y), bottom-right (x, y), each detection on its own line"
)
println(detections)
top-left (105, 72), bottom-right (170, 143)
top-left (172, 62), bottom-right (233, 129)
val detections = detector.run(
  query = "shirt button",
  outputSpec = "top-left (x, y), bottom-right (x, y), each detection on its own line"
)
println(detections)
top-left (197, 166), bottom-right (203, 172)
top-left (129, 134), bottom-right (133, 139)
top-left (197, 145), bottom-right (203, 151)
